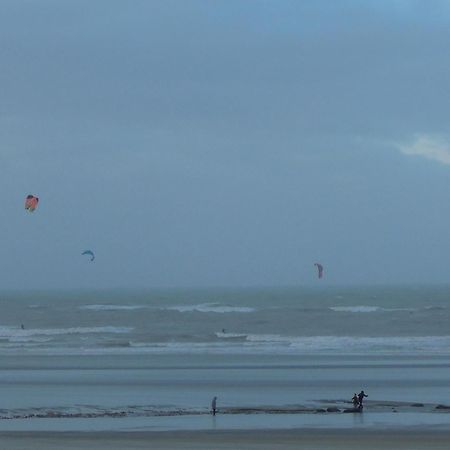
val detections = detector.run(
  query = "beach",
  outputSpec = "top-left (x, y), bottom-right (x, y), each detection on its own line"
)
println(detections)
top-left (1, 429), bottom-right (450, 450)
top-left (0, 287), bottom-right (449, 447)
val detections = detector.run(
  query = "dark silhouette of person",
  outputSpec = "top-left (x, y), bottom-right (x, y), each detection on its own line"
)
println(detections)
top-left (358, 390), bottom-right (368, 409)
top-left (352, 393), bottom-right (359, 408)
top-left (211, 396), bottom-right (217, 416)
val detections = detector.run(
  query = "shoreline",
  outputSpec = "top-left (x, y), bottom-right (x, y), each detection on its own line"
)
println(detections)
top-left (0, 399), bottom-right (448, 420)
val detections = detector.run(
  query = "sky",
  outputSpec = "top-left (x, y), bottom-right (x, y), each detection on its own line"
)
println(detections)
top-left (1, 0), bottom-right (450, 289)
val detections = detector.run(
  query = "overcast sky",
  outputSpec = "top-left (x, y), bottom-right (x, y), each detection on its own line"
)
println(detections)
top-left (2, 0), bottom-right (450, 289)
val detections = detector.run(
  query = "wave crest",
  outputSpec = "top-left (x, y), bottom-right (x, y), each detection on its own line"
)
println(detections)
top-left (79, 305), bottom-right (146, 311)
top-left (164, 303), bottom-right (255, 313)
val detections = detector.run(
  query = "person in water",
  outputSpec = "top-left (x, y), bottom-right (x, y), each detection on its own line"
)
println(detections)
top-left (211, 396), bottom-right (217, 416)
top-left (352, 393), bottom-right (359, 408)
top-left (358, 390), bottom-right (368, 409)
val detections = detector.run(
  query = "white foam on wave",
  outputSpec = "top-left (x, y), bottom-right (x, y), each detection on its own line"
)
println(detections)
top-left (0, 326), bottom-right (133, 338)
top-left (80, 304), bottom-right (146, 311)
top-left (330, 306), bottom-right (415, 313)
top-left (157, 334), bottom-right (450, 354)
top-left (330, 306), bottom-right (380, 313)
top-left (26, 335), bottom-right (450, 356)
top-left (215, 332), bottom-right (248, 339)
top-left (424, 306), bottom-right (446, 311)
top-left (6, 333), bottom-right (450, 356)
top-left (239, 334), bottom-right (450, 354)
top-left (164, 303), bottom-right (255, 313)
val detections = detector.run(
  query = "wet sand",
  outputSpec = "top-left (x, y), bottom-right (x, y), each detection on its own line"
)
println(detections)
top-left (0, 429), bottom-right (449, 450)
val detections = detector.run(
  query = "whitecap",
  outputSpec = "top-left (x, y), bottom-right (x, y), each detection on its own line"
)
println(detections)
top-left (164, 303), bottom-right (255, 313)
top-left (10, 335), bottom-right (450, 356)
top-left (79, 304), bottom-right (146, 311)
top-left (329, 306), bottom-right (380, 313)
top-left (0, 326), bottom-right (133, 338)
top-left (330, 306), bottom-right (416, 313)
top-left (215, 332), bottom-right (248, 339)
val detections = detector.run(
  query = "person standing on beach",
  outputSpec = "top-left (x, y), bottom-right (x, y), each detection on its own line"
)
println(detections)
top-left (211, 396), bottom-right (217, 416)
top-left (358, 390), bottom-right (368, 409)
top-left (352, 393), bottom-right (359, 408)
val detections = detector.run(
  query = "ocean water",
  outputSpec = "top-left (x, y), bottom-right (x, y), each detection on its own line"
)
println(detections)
top-left (0, 285), bottom-right (450, 431)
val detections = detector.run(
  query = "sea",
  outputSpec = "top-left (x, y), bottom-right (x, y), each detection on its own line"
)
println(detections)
top-left (0, 285), bottom-right (450, 432)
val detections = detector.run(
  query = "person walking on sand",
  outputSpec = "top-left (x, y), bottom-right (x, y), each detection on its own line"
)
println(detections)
top-left (211, 396), bottom-right (217, 416)
top-left (358, 390), bottom-right (368, 409)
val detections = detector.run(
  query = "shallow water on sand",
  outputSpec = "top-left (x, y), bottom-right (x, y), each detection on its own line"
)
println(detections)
top-left (1, 411), bottom-right (450, 432)
top-left (0, 353), bottom-right (448, 431)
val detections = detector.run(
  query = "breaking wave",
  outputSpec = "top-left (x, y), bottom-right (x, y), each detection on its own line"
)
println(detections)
top-left (164, 303), bottom-right (255, 313)
top-left (0, 326), bottom-right (133, 338)
top-left (330, 306), bottom-right (381, 313)
top-left (79, 304), bottom-right (147, 311)
top-left (13, 334), bottom-right (450, 356)
top-left (329, 306), bottom-right (416, 313)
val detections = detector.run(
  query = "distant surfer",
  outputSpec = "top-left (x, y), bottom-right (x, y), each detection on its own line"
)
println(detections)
top-left (211, 396), bottom-right (217, 416)
top-left (352, 393), bottom-right (359, 408)
top-left (222, 329), bottom-right (226, 334)
top-left (358, 390), bottom-right (368, 409)
top-left (21, 324), bottom-right (24, 330)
